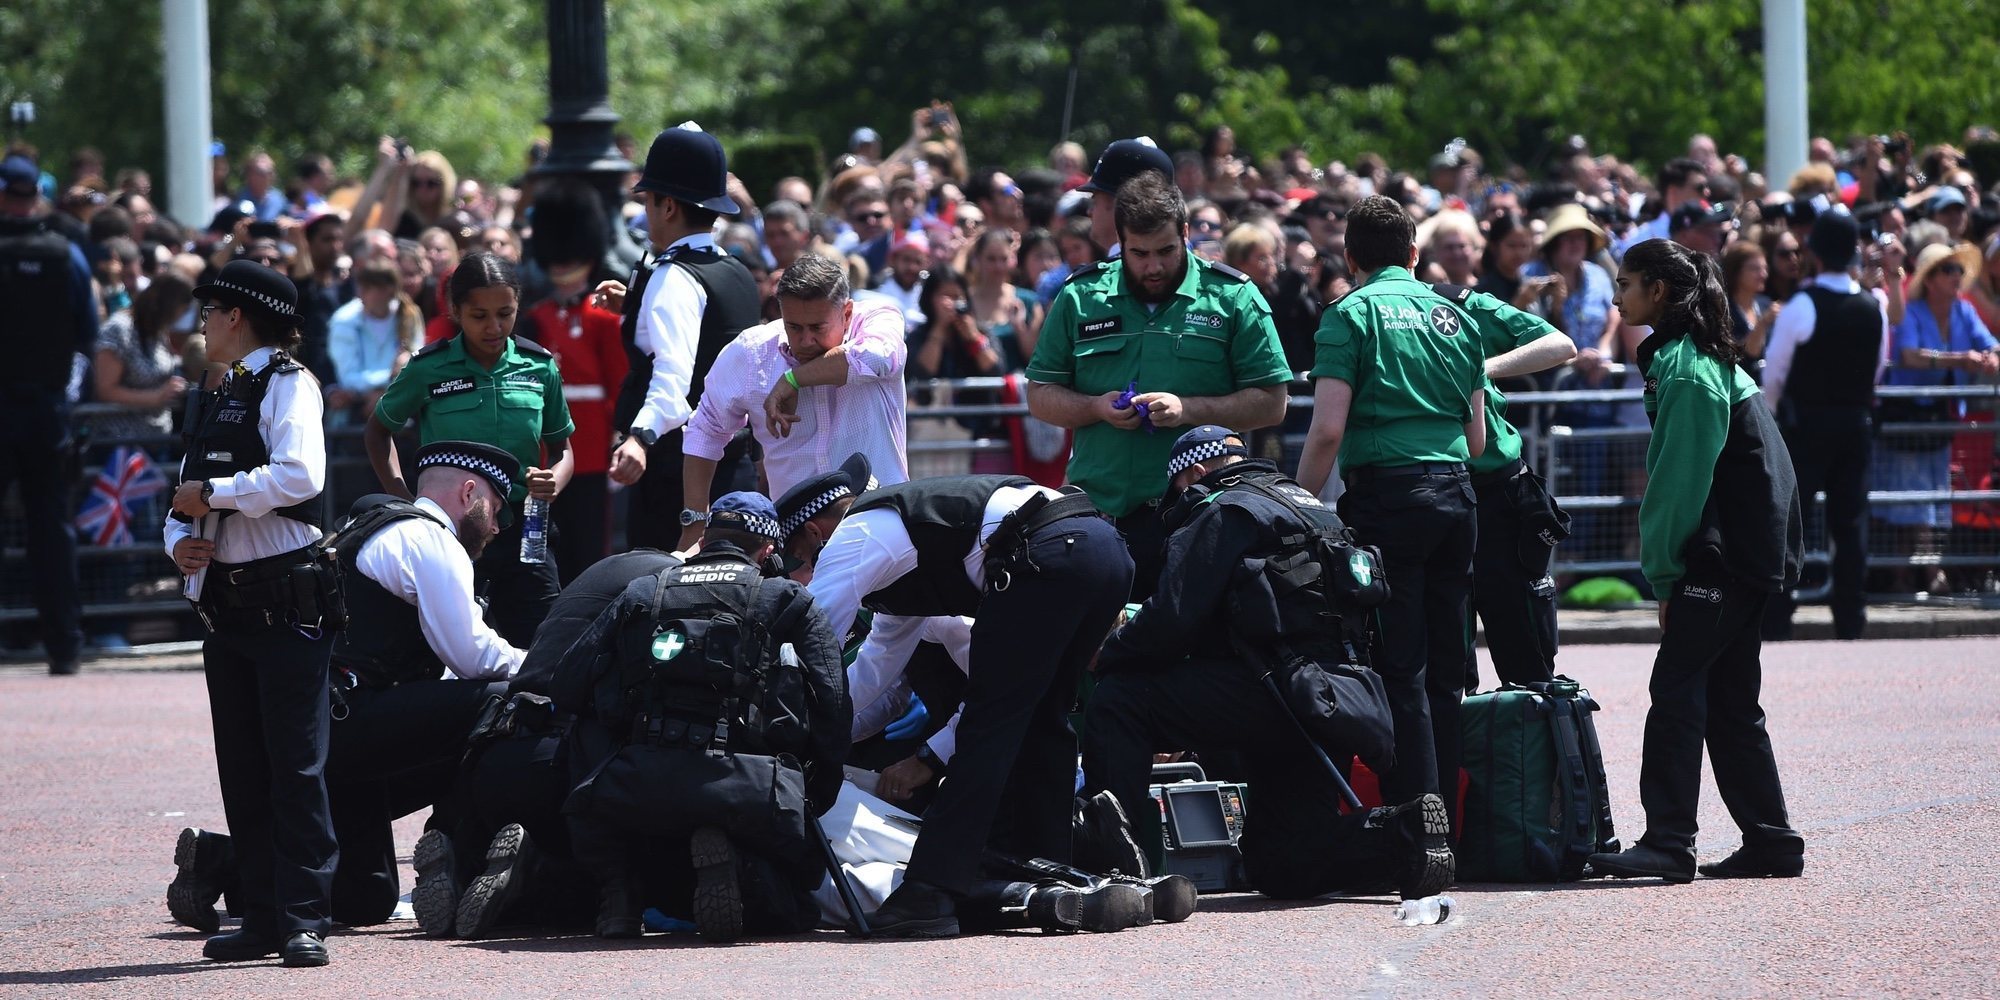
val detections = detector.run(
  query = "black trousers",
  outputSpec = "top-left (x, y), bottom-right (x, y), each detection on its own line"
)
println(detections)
top-left (552, 472), bottom-right (609, 587)
top-left (626, 430), bottom-right (756, 552)
top-left (323, 678), bottom-right (506, 925)
top-left (1468, 462), bottom-right (1560, 689)
top-left (904, 516), bottom-right (1133, 894)
top-left (1082, 661), bottom-right (1401, 898)
top-left (0, 386), bottom-right (81, 665)
top-left (1112, 502), bottom-right (1167, 603)
top-left (1639, 569), bottom-right (1803, 860)
top-left (475, 514), bottom-right (561, 649)
top-left (1767, 407), bottom-right (1871, 640)
top-left (1339, 470), bottom-right (1477, 819)
top-left (201, 611), bottom-right (338, 939)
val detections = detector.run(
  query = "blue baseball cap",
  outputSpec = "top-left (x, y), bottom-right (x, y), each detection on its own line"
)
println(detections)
top-left (0, 155), bottom-right (38, 196)
top-left (710, 491), bottom-right (783, 540)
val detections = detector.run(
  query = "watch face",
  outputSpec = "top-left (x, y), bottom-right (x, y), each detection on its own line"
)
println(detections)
top-left (679, 509), bottom-right (703, 526)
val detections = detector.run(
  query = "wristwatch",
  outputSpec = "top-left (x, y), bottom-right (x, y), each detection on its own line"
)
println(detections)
top-left (626, 427), bottom-right (659, 449)
top-left (914, 742), bottom-right (948, 777)
top-left (678, 508), bottom-right (708, 527)
top-left (199, 481), bottom-right (215, 504)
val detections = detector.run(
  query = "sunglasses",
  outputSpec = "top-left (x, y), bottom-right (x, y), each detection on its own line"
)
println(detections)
top-left (1937, 264), bottom-right (1965, 276)
top-left (853, 210), bottom-right (888, 223)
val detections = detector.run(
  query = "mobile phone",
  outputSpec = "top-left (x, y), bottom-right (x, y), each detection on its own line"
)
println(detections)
top-left (928, 109), bottom-right (949, 128)
top-left (953, 299), bottom-right (971, 316)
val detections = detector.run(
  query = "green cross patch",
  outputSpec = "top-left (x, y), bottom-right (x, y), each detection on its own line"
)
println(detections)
top-left (651, 630), bottom-right (687, 661)
top-left (1349, 551), bottom-right (1375, 587)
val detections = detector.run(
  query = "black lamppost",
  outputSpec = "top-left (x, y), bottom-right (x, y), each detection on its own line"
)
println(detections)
top-left (539, 0), bottom-right (641, 273)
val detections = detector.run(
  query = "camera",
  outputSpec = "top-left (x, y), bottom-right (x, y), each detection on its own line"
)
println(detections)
top-left (1878, 134), bottom-right (1907, 155)
top-left (394, 139), bottom-right (413, 161)
top-left (953, 299), bottom-right (971, 316)
top-left (927, 109), bottom-right (949, 129)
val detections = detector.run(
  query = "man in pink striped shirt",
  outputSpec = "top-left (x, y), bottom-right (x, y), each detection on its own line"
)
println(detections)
top-left (679, 253), bottom-right (910, 548)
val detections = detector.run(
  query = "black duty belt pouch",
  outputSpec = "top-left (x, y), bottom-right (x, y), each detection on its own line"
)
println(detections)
top-left (1248, 639), bottom-right (1396, 769)
top-left (1510, 467), bottom-right (1572, 550)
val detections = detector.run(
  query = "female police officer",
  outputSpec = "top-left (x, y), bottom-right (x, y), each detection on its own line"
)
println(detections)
top-left (166, 259), bottom-right (339, 967)
top-left (364, 251), bottom-right (575, 646)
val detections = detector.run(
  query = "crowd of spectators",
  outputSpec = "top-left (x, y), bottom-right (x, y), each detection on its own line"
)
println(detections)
top-left (8, 112), bottom-right (2000, 617)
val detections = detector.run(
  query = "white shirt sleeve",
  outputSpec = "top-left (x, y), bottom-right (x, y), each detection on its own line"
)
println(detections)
top-left (632, 262), bottom-right (707, 437)
top-left (355, 512), bottom-right (525, 680)
top-left (843, 301), bottom-right (908, 383)
top-left (1760, 290), bottom-right (1816, 411)
top-left (208, 370), bottom-right (325, 515)
top-left (806, 507), bottom-right (919, 644)
top-left (1872, 288), bottom-right (1893, 384)
top-left (845, 613), bottom-right (928, 740)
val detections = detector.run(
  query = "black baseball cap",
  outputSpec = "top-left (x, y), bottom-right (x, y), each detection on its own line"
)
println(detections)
top-left (1079, 137), bottom-right (1174, 195)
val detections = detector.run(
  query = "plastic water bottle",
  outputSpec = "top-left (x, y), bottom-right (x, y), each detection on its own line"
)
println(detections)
top-left (519, 496), bottom-right (550, 564)
top-left (1393, 895), bottom-right (1454, 925)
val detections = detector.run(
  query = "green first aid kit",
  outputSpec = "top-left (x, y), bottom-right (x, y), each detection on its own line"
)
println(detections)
top-left (1458, 678), bottom-right (1620, 882)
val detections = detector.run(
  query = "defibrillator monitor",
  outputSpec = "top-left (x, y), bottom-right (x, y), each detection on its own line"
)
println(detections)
top-left (1162, 786), bottom-right (1234, 848)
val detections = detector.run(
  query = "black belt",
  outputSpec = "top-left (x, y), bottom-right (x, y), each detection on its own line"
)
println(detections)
top-left (1019, 491), bottom-right (1102, 536)
top-left (1344, 461), bottom-right (1468, 485)
top-left (203, 546), bottom-right (314, 612)
top-left (1469, 457), bottom-right (1527, 487)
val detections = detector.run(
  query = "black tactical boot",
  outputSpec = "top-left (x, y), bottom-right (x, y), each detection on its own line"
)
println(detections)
top-left (987, 853), bottom-right (1198, 924)
top-left (410, 829), bottom-right (460, 939)
top-left (456, 824), bottom-right (537, 940)
top-left (1698, 845), bottom-right (1804, 880)
top-left (689, 827), bottom-right (744, 944)
top-left (594, 879), bottom-right (642, 939)
top-left (168, 828), bottom-right (233, 934)
top-left (1369, 793), bottom-right (1455, 900)
top-left (870, 879), bottom-right (961, 938)
top-left (1073, 791), bottom-right (1150, 880)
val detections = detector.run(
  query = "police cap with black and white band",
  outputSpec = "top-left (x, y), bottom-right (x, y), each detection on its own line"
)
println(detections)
top-left (1166, 425), bottom-right (1248, 479)
top-left (709, 491), bottom-right (784, 541)
top-left (193, 259), bottom-right (300, 323)
top-left (776, 452), bottom-right (875, 541)
top-left (414, 440), bottom-right (522, 506)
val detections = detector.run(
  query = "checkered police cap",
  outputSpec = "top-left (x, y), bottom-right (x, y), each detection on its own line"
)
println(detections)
top-left (1167, 425), bottom-right (1248, 479)
top-left (193, 259), bottom-right (300, 321)
top-left (710, 491), bottom-right (783, 540)
top-left (413, 440), bottom-right (520, 501)
top-left (776, 453), bottom-right (874, 541)
top-left (780, 483), bottom-right (850, 540)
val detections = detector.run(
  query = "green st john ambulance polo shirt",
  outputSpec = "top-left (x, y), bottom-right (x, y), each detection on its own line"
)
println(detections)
top-left (1027, 255), bottom-right (1292, 518)
top-left (374, 334), bottom-right (574, 504)
top-left (1450, 285), bottom-right (1559, 475)
top-left (1311, 266), bottom-right (1486, 470)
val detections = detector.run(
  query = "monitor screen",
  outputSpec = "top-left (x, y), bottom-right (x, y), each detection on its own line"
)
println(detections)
top-left (1164, 786), bottom-right (1233, 848)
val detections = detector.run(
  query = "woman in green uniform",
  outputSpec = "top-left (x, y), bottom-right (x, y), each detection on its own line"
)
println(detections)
top-left (1587, 239), bottom-right (1806, 884)
top-left (365, 252), bottom-right (574, 646)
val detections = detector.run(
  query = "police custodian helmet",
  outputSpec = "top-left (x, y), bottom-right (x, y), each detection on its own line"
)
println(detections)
top-left (1078, 137), bottom-right (1175, 195)
top-left (633, 122), bottom-right (742, 215)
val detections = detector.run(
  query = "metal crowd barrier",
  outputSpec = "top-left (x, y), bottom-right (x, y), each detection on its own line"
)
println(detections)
top-left (6, 379), bottom-right (1997, 632)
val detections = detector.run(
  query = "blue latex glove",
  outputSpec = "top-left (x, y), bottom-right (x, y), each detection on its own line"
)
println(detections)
top-left (884, 693), bottom-right (929, 741)
top-left (642, 908), bottom-right (697, 934)
top-left (1112, 380), bottom-right (1158, 434)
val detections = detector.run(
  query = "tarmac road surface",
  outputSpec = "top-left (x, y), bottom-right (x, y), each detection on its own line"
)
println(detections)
top-left (1, 638), bottom-right (1994, 998)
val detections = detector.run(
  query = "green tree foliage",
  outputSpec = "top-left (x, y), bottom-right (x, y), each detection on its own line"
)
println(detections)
top-left (4, 0), bottom-right (1997, 215)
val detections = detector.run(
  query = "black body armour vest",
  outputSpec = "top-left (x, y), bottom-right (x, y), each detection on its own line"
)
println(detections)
top-left (1786, 287), bottom-right (1884, 408)
top-left (0, 217), bottom-right (84, 391)
top-left (179, 351), bottom-right (321, 528)
top-left (328, 495), bottom-right (449, 688)
top-left (846, 475), bottom-right (1033, 618)
top-left (613, 246), bottom-right (763, 432)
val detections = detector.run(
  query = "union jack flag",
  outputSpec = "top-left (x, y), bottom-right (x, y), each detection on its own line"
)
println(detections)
top-left (75, 446), bottom-right (169, 547)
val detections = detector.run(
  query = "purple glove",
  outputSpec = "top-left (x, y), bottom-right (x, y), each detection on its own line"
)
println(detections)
top-left (1112, 380), bottom-right (1157, 434)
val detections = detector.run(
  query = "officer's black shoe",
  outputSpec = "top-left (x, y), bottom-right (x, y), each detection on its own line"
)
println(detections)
top-left (201, 928), bottom-right (280, 962)
top-left (456, 824), bottom-right (537, 940)
top-left (1370, 793), bottom-right (1455, 900)
top-left (1698, 846), bottom-right (1805, 880)
top-left (1108, 872), bottom-right (1198, 924)
top-left (48, 658), bottom-right (79, 676)
top-left (1588, 842), bottom-right (1696, 884)
top-left (1075, 791), bottom-right (1150, 880)
top-left (280, 931), bottom-right (329, 968)
top-left (870, 880), bottom-right (961, 938)
top-left (594, 881), bottom-right (642, 939)
top-left (168, 827), bottom-right (230, 934)
top-left (410, 829), bottom-right (459, 939)
top-left (1071, 881), bottom-right (1152, 932)
top-left (689, 827), bottom-right (744, 944)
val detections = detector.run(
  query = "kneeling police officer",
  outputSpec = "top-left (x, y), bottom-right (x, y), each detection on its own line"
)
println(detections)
top-left (556, 492), bottom-right (849, 943)
top-left (1083, 426), bottom-right (1454, 901)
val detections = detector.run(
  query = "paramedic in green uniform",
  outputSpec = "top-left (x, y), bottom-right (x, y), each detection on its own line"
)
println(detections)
top-left (1295, 195), bottom-right (1487, 834)
top-left (365, 251), bottom-right (574, 647)
top-left (1439, 282), bottom-right (1578, 689)
top-left (1025, 172), bottom-right (1291, 599)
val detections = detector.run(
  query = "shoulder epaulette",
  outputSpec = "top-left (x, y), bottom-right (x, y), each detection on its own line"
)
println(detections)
top-left (413, 337), bottom-right (451, 358)
top-left (1429, 282), bottom-right (1474, 303)
top-left (1059, 259), bottom-right (1112, 290)
top-left (512, 334), bottom-right (553, 358)
top-left (1205, 259), bottom-right (1253, 283)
